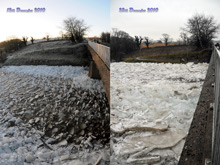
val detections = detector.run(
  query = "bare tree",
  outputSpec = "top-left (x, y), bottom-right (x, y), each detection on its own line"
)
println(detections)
top-left (135, 36), bottom-right (143, 49)
top-left (100, 32), bottom-right (110, 43)
top-left (59, 31), bottom-right (64, 39)
top-left (22, 36), bottom-right (28, 46)
top-left (111, 28), bottom-right (136, 61)
top-left (30, 37), bottom-right (35, 44)
top-left (63, 17), bottom-right (89, 43)
top-left (180, 32), bottom-right (189, 45)
top-left (177, 38), bottom-right (182, 45)
top-left (182, 14), bottom-right (219, 48)
top-left (161, 34), bottom-right (171, 46)
top-left (45, 33), bottom-right (50, 41)
top-left (144, 37), bottom-right (151, 48)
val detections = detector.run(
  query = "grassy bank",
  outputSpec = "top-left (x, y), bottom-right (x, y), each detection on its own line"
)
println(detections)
top-left (123, 49), bottom-right (212, 63)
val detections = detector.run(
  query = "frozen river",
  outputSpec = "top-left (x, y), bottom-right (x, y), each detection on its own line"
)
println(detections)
top-left (0, 65), bottom-right (109, 164)
top-left (110, 62), bottom-right (208, 164)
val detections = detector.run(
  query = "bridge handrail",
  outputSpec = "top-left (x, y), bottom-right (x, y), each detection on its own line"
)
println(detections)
top-left (212, 45), bottom-right (220, 164)
top-left (87, 40), bottom-right (110, 69)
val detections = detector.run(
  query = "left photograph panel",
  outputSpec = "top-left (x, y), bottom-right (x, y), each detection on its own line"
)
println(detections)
top-left (0, 0), bottom-right (110, 164)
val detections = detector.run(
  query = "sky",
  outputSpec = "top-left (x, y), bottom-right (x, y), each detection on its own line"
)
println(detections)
top-left (0, 0), bottom-right (110, 42)
top-left (111, 0), bottom-right (220, 41)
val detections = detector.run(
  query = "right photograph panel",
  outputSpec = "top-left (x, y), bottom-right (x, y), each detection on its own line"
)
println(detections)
top-left (110, 0), bottom-right (220, 164)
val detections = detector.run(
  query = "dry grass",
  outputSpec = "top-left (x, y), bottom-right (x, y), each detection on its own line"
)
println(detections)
top-left (140, 43), bottom-right (183, 49)
top-left (123, 57), bottom-right (139, 62)
top-left (126, 45), bottom-right (196, 59)
top-left (142, 49), bottom-right (210, 59)
top-left (3, 41), bottom-right (90, 66)
top-left (123, 49), bottom-right (212, 63)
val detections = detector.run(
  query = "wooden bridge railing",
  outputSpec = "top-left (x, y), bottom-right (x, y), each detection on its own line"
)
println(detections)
top-left (212, 45), bottom-right (220, 164)
top-left (87, 40), bottom-right (110, 104)
top-left (87, 40), bottom-right (110, 70)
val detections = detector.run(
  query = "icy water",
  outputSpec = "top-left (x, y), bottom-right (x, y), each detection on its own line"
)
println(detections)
top-left (110, 62), bottom-right (208, 165)
top-left (1, 65), bottom-right (104, 92)
top-left (0, 66), bottom-right (109, 164)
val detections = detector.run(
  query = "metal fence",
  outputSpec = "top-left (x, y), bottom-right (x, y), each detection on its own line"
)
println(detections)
top-left (88, 40), bottom-right (110, 69)
top-left (212, 45), bottom-right (220, 164)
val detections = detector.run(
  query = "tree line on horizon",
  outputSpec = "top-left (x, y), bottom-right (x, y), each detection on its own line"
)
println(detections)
top-left (0, 16), bottom-right (110, 49)
top-left (111, 13), bottom-right (220, 61)
top-left (0, 16), bottom-right (110, 63)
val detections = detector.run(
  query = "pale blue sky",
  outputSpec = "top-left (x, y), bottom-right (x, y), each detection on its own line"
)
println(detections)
top-left (0, 0), bottom-right (110, 41)
top-left (111, 0), bottom-right (220, 41)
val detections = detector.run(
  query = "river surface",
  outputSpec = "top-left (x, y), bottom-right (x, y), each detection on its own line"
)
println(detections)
top-left (110, 62), bottom-right (208, 165)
